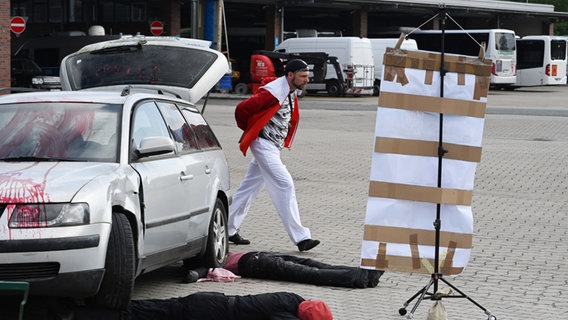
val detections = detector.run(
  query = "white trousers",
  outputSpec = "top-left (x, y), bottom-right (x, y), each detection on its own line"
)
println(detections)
top-left (228, 137), bottom-right (311, 244)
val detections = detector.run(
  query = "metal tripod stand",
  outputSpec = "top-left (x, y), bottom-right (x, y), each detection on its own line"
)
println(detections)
top-left (397, 6), bottom-right (496, 320)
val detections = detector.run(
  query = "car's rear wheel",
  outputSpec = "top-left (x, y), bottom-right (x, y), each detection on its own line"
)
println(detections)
top-left (88, 213), bottom-right (135, 309)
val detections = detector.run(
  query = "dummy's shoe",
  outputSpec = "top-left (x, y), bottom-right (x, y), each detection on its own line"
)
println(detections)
top-left (229, 233), bottom-right (250, 245)
top-left (367, 270), bottom-right (384, 288)
top-left (297, 239), bottom-right (320, 251)
top-left (184, 270), bottom-right (200, 283)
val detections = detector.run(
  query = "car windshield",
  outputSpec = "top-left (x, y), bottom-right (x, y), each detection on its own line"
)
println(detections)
top-left (0, 102), bottom-right (121, 162)
top-left (63, 44), bottom-right (218, 90)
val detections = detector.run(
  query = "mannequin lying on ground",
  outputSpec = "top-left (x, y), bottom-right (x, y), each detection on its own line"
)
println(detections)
top-left (47, 291), bottom-right (333, 320)
top-left (188, 251), bottom-right (383, 289)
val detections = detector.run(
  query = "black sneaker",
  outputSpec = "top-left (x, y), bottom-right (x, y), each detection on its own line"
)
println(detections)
top-left (367, 270), bottom-right (384, 288)
top-left (183, 270), bottom-right (200, 283)
top-left (229, 233), bottom-right (250, 245)
top-left (297, 239), bottom-right (320, 251)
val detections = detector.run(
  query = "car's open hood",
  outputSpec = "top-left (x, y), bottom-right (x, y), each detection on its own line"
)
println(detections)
top-left (0, 162), bottom-right (118, 203)
top-left (59, 36), bottom-right (230, 104)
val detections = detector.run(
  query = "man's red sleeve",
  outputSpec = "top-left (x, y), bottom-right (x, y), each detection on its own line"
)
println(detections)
top-left (235, 88), bottom-right (279, 131)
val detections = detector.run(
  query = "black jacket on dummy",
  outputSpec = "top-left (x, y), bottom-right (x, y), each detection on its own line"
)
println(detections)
top-left (237, 251), bottom-right (383, 288)
top-left (68, 292), bottom-right (304, 320)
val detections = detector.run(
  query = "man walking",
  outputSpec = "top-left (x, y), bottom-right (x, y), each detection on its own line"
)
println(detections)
top-left (229, 59), bottom-right (320, 252)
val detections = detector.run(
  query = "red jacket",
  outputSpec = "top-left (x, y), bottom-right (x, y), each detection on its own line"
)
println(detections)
top-left (235, 77), bottom-right (300, 156)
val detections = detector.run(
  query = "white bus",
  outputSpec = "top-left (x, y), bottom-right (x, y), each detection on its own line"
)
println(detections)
top-left (407, 29), bottom-right (517, 88)
top-left (514, 35), bottom-right (567, 87)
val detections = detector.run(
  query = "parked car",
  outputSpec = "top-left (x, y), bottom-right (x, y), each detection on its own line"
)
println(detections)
top-left (0, 36), bottom-right (231, 309)
top-left (10, 57), bottom-right (61, 90)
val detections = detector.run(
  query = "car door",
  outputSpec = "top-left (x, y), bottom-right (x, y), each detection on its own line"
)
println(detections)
top-left (129, 100), bottom-right (190, 256)
top-left (155, 101), bottom-right (212, 244)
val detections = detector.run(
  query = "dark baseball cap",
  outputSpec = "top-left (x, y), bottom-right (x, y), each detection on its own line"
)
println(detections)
top-left (284, 59), bottom-right (309, 73)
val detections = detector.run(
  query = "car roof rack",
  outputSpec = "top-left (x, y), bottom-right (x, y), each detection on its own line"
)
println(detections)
top-left (120, 85), bottom-right (182, 99)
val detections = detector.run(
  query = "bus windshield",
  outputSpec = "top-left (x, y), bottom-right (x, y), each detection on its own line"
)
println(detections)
top-left (495, 32), bottom-right (516, 51)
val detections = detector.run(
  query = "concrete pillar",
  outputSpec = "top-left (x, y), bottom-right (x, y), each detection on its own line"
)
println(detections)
top-left (265, 5), bottom-right (281, 50)
top-left (166, 0), bottom-right (181, 36)
top-left (215, 0), bottom-right (224, 52)
top-left (1, 1), bottom-right (10, 90)
top-left (352, 9), bottom-right (368, 37)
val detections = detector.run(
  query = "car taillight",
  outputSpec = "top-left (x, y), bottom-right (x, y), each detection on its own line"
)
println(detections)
top-left (491, 63), bottom-right (497, 76)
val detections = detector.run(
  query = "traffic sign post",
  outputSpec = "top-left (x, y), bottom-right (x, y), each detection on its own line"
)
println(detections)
top-left (150, 21), bottom-right (164, 36)
top-left (10, 16), bottom-right (26, 36)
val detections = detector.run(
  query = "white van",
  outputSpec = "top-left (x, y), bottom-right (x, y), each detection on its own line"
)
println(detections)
top-left (369, 38), bottom-right (418, 95)
top-left (275, 37), bottom-right (375, 96)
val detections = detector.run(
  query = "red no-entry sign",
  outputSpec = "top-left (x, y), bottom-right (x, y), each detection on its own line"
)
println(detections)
top-left (150, 21), bottom-right (164, 36)
top-left (10, 16), bottom-right (26, 35)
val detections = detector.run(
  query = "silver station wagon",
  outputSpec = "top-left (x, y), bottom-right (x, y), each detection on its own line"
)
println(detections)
top-left (0, 36), bottom-right (231, 308)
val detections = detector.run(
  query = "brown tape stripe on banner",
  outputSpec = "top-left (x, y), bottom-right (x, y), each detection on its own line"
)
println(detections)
top-left (441, 241), bottom-right (458, 274)
top-left (363, 225), bottom-right (473, 248)
top-left (375, 242), bottom-right (388, 269)
top-left (474, 75), bottom-right (491, 100)
top-left (368, 181), bottom-right (473, 205)
top-left (361, 256), bottom-right (464, 275)
top-left (379, 91), bottom-right (486, 118)
top-left (409, 234), bottom-right (421, 269)
top-left (383, 48), bottom-right (493, 76)
top-left (375, 137), bottom-right (482, 162)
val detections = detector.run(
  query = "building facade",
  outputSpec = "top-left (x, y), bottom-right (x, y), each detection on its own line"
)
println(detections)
top-left (3, 0), bottom-right (568, 90)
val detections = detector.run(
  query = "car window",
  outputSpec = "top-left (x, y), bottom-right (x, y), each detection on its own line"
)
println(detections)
top-left (0, 102), bottom-right (120, 162)
top-left (156, 101), bottom-right (199, 153)
top-left (131, 101), bottom-right (171, 158)
top-left (180, 108), bottom-right (221, 150)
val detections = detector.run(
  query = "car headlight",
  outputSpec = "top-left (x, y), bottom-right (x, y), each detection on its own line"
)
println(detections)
top-left (9, 203), bottom-right (90, 228)
top-left (32, 77), bottom-right (44, 85)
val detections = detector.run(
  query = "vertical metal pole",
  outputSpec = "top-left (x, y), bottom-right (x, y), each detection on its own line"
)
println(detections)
top-left (433, 4), bottom-right (447, 296)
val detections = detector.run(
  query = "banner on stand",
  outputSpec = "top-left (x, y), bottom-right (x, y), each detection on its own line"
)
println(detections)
top-left (360, 47), bottom-right (492, 275)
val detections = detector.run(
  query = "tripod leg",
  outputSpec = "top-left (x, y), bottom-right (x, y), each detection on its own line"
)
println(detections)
top-left (398, 277), bottom-right (434, 317)
top-left (439, 277), bottom-right (496, 319)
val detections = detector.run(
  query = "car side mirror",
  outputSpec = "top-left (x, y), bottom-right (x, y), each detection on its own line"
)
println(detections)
top-left (135, 136), bottom-right (175, 158)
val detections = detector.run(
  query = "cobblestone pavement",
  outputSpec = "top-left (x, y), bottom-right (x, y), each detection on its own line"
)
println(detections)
top-left (130, 86), bottom-right (568, 320)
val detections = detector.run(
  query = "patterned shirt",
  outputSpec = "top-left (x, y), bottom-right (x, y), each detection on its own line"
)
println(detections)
top-left (259, 94), bottom-right (293, 149)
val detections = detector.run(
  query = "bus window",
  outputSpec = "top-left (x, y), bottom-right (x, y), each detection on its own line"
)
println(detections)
top-left (551, 40), bottom-right (566, 60)
top-left (408, 29), bottom-right (517, 88)
top-left (495, 33), bottom-right (515, 51)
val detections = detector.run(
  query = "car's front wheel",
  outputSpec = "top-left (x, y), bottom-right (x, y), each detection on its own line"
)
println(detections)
top-left (88, 213), bottom-right (136, 309)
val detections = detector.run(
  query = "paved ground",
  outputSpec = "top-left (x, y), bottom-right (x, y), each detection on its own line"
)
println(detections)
top-left (129, 85), bottom-right (568, 319)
